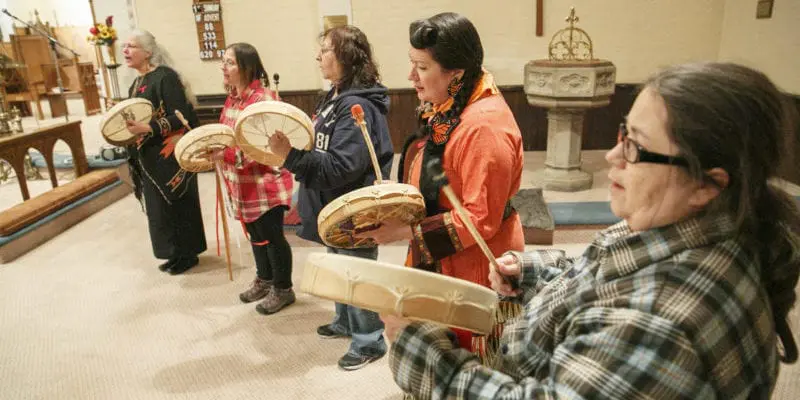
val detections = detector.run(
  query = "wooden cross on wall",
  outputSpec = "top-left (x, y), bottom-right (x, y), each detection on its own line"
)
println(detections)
top-left (536, 0), bottom-right (543, 36)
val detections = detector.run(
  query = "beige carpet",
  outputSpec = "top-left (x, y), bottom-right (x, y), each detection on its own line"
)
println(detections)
top-left (2, 178), bottom-right (799, 399)
top-left (0, 171), bottom-right (580, 399)
top-left (0, 185), bottom-right (400, 399)
top-left (0, 167), bottom-right (585, 400)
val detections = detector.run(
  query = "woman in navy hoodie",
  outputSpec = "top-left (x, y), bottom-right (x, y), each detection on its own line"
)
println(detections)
top-left (269, 25), bottom-right (392, 371)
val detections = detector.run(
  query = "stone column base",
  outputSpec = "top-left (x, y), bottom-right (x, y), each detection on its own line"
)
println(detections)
top-left (532, 167), bottom-right (593, 192)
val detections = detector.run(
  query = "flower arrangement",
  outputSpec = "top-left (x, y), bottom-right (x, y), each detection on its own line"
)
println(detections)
top-left (87, 16), bottom-right (117, 46)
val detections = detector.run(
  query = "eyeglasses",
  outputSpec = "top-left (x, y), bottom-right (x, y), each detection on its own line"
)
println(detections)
top-left (221, 59), bottom-right (236, 67)
top-left (617, 122), bottom-right (688, 167)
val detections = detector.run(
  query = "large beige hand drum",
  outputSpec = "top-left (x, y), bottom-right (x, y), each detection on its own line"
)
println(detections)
top-left (175, 124), bottom-right (236, 172)
top-left (234, 101), bottom-right (314, 166)
top-left (301, 253), bottom-right (499, 334)
top-left (99, 98), bottom-right (153, 146)
top-left (318, 183), bottom-right (426, 248)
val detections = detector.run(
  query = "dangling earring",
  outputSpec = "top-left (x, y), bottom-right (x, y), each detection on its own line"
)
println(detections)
top-left (447, 75), bottom-right (464, 97)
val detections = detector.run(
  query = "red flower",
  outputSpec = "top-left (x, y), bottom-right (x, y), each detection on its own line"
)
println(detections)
top-left (105, 15), bottom-right (113, 27)
top-left (89, 26), bottom-right (98, 35)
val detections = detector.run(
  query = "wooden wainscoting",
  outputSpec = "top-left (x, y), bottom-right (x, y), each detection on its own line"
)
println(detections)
top-left (195, 85), bottom-right (636, 152)
top-left (195, 88), bottom-right (800, 185)
top-left (195, 89), bottom-right (322, 131)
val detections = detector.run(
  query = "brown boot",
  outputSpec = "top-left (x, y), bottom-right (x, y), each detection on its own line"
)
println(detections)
top-left (255, 287), bottom-right (296, 315)
top-left (239, 277), bottom-right (272, 303)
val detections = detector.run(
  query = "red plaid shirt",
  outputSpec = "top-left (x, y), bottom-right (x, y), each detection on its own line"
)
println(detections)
top-left (219, 80), bottom-right (293, 223)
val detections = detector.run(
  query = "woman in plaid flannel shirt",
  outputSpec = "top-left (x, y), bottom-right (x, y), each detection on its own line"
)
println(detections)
top-left (383, 63), bottom-right (800, 399)
top-left (212, 43), bottom-right (295, 315)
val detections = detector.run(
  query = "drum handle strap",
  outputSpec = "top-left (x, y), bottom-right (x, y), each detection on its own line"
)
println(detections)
top-left (213, 161), bottom-right (234, 281)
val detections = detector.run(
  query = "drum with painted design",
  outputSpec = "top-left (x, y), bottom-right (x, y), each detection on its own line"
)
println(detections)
top-left (317, 183), bottom-right (426, 248)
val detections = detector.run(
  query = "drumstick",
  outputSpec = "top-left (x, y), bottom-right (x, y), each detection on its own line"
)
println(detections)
top-left (351, 104), bottom-right (383, 183)
top-left (426, 159), bottom-right (519, 290)
top-left (175, 110), bottom-right (192, 130)
top-left (175, 110), bottom-right (234, 281)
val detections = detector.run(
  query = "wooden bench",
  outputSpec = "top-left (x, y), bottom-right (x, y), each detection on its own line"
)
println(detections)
top-left (0, 168), bottom-right (132, 263)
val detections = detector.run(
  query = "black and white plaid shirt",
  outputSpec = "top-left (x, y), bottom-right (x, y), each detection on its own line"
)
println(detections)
top-left (389, 213), bottom-right (786, 399)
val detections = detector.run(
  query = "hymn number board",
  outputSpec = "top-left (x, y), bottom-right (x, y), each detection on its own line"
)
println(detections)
top-left (192, 0), bottom-right (226, 60)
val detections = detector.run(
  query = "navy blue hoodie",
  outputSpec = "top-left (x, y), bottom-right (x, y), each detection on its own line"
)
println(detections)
top-left (283, 85), bottom-right (393, 244)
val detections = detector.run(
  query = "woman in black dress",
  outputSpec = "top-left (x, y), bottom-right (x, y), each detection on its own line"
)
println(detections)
top-left (122, 30), bottom-right (206, 274)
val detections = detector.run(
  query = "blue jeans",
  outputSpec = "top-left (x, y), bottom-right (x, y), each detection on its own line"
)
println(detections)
top-left (326, 246), bottom-right (387, 358)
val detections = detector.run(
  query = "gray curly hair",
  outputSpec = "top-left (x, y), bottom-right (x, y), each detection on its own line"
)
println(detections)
top-left (130, 29), bottom-right (197, 105)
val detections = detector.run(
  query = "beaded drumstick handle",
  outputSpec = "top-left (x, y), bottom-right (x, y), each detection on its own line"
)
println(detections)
top-left (426, 158), bottom-right (519, 290)
top-left (175, 110), bottom-right (234, 281)
top-left (175, 110), bottom-right (191, 131)
top-left (272, 73), bottom-right (280, 99)
top-left (351, 104), bottom-right (383, 183)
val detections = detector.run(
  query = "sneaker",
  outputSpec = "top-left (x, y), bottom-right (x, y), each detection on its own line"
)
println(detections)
top-left (255, 287), bottom-right (296, 315)
top-left (239, 278), bottom-right (273, 303)
top-left (316, 324), bottom-right (350, 339)
top-left (168, 256), bottom-right (199, 275)
top-left (337, 352), bottom-right (385, 371)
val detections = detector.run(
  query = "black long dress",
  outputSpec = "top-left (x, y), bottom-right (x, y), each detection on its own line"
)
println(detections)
top-left (127, 65), bottom-right (207, 260)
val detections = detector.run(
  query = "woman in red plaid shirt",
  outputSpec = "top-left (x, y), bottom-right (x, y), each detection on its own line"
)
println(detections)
top-left (214, 43), bottom-right (296, 315)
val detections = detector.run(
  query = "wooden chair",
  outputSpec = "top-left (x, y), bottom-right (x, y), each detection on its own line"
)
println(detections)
top-left (6, 34), bottom-right (52, 119)
top-left (5, 34), bottom-right (102, 119)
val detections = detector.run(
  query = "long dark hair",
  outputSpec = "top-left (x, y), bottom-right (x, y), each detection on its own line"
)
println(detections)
top-left (647, 62), bottom-right (800, 363)
top-left (402, 12), bottom-right (485, 212)
top-left (322, 25), bottom-right (380, 91)
top-left (410, 12), bottom-right (483, 121)
top-left (226, 42), bottom-right (269, 89)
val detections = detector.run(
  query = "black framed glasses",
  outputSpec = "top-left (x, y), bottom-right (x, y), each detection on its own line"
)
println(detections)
top-left (617, 122), bottom-right (688, 167)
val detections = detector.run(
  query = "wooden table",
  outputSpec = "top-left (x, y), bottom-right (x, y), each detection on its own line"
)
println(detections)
top-left (0, 121), bottom-right (88, 200)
